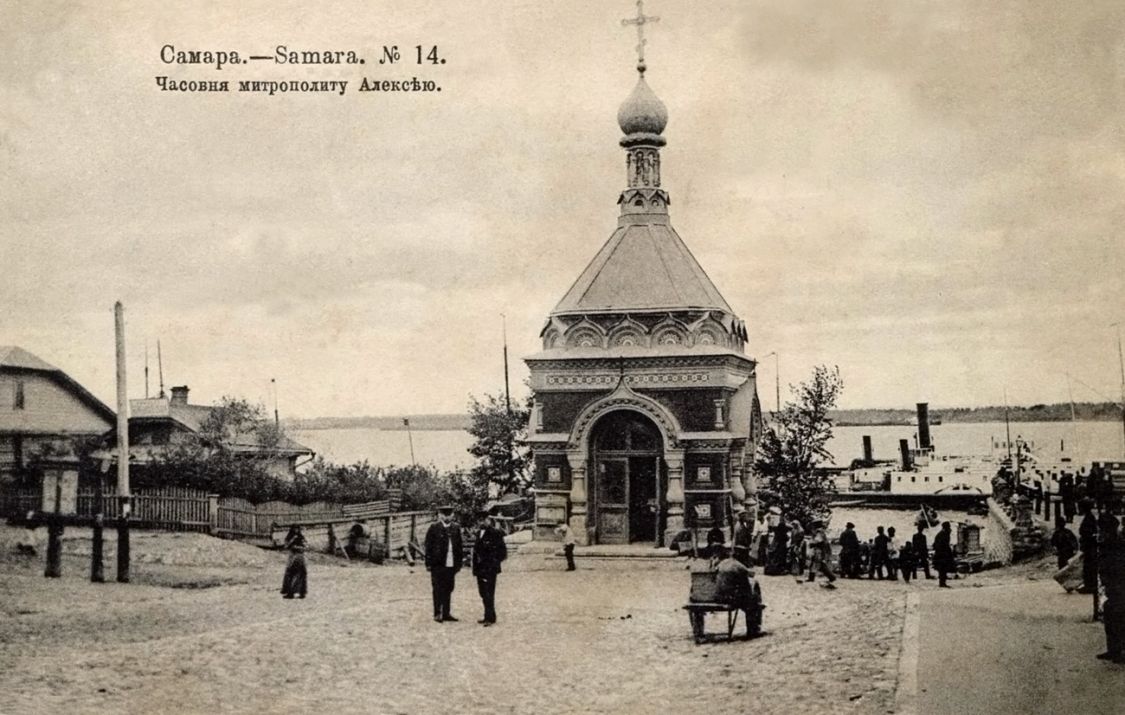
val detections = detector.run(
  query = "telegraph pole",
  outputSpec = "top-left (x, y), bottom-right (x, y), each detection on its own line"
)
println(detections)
top-left (271, 378), bottom-right (280, 429)
top-left (1114, 323), bottom-right (1125, 458)
top-left (114, 302), bottom-right (131, 583)
top-left (502, 314), bottom-right (515, 492)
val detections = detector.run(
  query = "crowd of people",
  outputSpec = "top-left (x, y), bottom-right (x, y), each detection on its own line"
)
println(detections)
top-left (709, 507), bottom-right (959, 589)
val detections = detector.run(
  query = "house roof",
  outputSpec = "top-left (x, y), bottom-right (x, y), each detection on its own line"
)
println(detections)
top-left (551, 220), bottom-right (734, 316)
top-left (0, 345), bottom-right (116, 427)
top-left (0, 346), bottom-right (59, 372)
top-left (129, 396), bottom-right (313, 456)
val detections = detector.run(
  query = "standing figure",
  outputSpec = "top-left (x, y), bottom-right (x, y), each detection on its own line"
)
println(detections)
top-left (471, 508), bottom-right (508, 627)
top-left (800, 519), bottom-right (837, 588)
top-left (838, 522), bottom-right (860, 578)
top-left (932, 521), bottom-right (955, 588)
top-left (424, 505), bottom-right (464, 623)
top-left (1050, 517), bottom-right (1078, 570)
top-left (886, 526), bottom-right (901, 580)
top-left (1059, 473), bottom-right (1076, 523)
top-left (1097, 513), bottom-right (1125, 662)
top-left (869, 526), bottom-right (889, 580)
top-left (912, 524), bottom-right (933, 579)
top-left (899, 542), bottom-right (916, 584)
top-left (555, 523), bottom-right (577, 571)
top-left (1078, 499), bottom-right (1099, 595)
top-left (733, 511), bottom-right (755, 568)
top-left (281, 525), bottom-right (308, 599)
top-left (765, 518), bottom-right (790, 575)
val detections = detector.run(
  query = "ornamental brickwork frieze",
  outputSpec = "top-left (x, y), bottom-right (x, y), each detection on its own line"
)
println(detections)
top-left (545, 372), bottom-right (711, 387)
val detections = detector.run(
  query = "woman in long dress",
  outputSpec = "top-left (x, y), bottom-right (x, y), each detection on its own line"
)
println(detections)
top-left (281, 525), bottom-right (308, 599)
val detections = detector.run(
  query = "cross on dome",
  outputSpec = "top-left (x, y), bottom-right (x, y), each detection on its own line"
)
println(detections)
top-left (621, 0), bottom-right (659, 74)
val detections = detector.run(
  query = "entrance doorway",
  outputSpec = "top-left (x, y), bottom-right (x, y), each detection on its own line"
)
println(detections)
top-left (590, 411), bottom-right (665, 545)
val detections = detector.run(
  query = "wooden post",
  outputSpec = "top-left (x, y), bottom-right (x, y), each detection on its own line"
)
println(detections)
top-left (45, 469), bottom-right (63, 578)
top-left (384, 516), bottom-right (392, 556)
top-left (207, 494), bottom-right (219, 535)
top-left (114, 301), bottom-right (131, 583)
top-left (91, 475), bottom-right (105, 583)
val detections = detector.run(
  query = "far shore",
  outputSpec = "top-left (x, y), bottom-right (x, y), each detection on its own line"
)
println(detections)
top-left (287, 401), bottom-right (1123, 432)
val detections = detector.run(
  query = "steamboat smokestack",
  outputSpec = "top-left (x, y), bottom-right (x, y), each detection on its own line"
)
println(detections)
top-left (862, 435), bottom-right (874, 464)
top-left (899, 438), bottom-right (912, 471)
top-left (916, 402), bottom-right (932, 450)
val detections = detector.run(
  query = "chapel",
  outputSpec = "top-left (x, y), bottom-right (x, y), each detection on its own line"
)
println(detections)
top-left (526, 14), bottom-right (764, 547)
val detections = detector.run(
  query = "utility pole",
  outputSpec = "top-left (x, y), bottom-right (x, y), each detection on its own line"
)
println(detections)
top-left (1114, 322), bottom-right (1125, 459)
top-left (764, 351), bottom-right (780, 415)
top-left (144, 341), bottom-right (150, 399)
top-left (502, 313), bottom-right (514, 492)
top-left (156, 339), bottom-right (165, 398)
top-left (271, 378), bottom-right (280, 429)
top-left (114, 302), bottom-right (131, 583)
top-left (404, 418), bottom-right (416, 467)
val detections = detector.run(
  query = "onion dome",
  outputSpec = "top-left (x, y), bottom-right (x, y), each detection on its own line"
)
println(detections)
top-left (617, 74), bottom-right (668, 138)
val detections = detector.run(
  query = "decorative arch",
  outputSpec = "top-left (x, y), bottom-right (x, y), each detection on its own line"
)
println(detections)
top-left (564, 319), bottom-right (607, 349)
top-left (543, 328), bottom-right (562, 350)
top-left (651, 317), bottom-right (689, 347)
top-left (569, 382), bottom-right (682, 452)
top-left (691, 317), bottom-right (728, 348)
top-left (607, 317), bottom-right (648, 348)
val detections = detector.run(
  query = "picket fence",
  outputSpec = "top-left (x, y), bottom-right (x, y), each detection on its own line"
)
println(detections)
top-left (2, 485), bottom-right (406, 542)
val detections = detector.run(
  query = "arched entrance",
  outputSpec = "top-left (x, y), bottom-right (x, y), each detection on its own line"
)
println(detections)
top-left (589, 410), bottom-right (666, 545)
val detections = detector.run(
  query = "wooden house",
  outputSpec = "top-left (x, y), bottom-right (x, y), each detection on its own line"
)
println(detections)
top-left (0, 346), bottom-right (115, 481)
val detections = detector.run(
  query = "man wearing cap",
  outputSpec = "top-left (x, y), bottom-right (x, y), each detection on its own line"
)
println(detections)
top-left (424, 505), bottom-right (464, 623)
top-left (471, 508), bottom-right (508, 626)
top-left (838, 522), bottom-right (860, 579)
top-left (732, 510), bottom-right (754, 568)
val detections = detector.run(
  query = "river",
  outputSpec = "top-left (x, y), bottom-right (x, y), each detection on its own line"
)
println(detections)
top-left (292, 420), bottom-right (1124, 473)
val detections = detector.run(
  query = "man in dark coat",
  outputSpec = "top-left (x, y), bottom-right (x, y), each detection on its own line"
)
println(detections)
top-left (912, 524), bottom-right (933, 579)
top-left (1050, 517), bottom-right (1079, 570)
top-left (471, 508), bottom-right (508, 626)
top-left (869, 526), bottom-right (889, 580)
top-left (424, 506), bottom-right (464, 623)
top-left (1078, 499), bottom-right (1099, 595)
top-left (932, 521), bottom-right (955, 588)
top-left (1059, 473), bottom-right (1076, 523)
top-left (732, 510), bottom-right (754, 567)
top-left (1097, 515), bottom-right (1125, 662)
top-left (838, 522), bottom-right (860, 578)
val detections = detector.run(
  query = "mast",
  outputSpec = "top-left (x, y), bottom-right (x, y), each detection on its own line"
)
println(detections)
top-left (144, 341), bottom-right (150, 399)
top-left (1003, 387), bottom-right (1012, 464)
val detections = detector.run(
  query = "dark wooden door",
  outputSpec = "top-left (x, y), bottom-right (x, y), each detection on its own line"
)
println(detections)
top-left (597, 458), bottom-right (629, 544)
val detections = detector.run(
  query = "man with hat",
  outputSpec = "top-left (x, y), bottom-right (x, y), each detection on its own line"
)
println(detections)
top-left (1078, 498), bottom-right (1099, 595)
top-left (799, 519), bottom-right (837, 588)
top-left (471, 506), bottom-right (508, 626)
top-left (424, 505), bottom-right (464, 623)
top-left (838, 522), bottom-right (860, 579)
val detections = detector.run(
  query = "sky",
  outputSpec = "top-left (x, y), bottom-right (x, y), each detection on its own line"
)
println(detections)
top-left (2, 0), bottom-right (1124, 417)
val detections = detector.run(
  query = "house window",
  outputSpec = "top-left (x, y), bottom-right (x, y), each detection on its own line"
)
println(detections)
top-left (924, 476), bottom-right (930, 482)
top-left (14, 380), bottom-right (25, 410)
top-left (911, 476), bottom-right (916, 483)
top-left (897, 476), bottom-right (902, 482)
top-left (938, 476), bottom-right (943, 482)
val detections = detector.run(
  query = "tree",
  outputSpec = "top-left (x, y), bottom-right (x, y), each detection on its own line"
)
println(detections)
top-left (140, 396), bottom-right (289, 501)
top-left (466, 391), bottom-right (531, 496)
top-left (754, 365), bottom-right (844, 528)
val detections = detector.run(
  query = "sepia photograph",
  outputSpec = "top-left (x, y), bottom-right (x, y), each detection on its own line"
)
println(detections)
top-left (2, 1), bottom-right (1125, 713)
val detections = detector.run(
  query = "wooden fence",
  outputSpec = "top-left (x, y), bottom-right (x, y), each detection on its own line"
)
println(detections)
top-left (269, 510), bottom-right (437, 560)
top-left (2, 485), bottom-right (411, 544)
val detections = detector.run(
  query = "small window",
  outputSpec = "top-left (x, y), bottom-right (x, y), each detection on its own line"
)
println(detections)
top-left (924, 476), bottom-right (930, 482)
top-left (897, 476), bottom-right (902, 482)
top-left (14, 381), bottom-right (25, 410)
top-left (938, 476), bottom-right (944, 483)
top-left (911, 476), bottom-right (916, 483)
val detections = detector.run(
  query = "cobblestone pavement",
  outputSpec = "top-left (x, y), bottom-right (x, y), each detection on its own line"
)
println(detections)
top-left (1, 545), bottom-right (911, 715)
